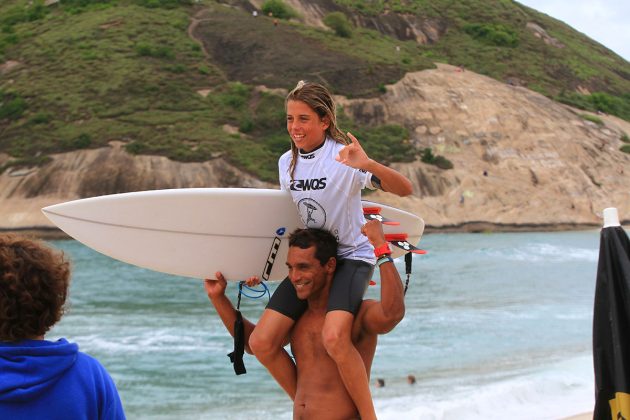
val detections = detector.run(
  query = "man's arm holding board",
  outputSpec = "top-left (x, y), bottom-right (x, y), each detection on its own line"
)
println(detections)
top-left (359, 220), bottom-right (406, 335)
top-left (204, 272), bottom-right (257, 354)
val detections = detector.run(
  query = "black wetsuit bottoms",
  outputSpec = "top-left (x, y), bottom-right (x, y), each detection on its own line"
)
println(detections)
top-left (266, 259), bottom-right (374, 321)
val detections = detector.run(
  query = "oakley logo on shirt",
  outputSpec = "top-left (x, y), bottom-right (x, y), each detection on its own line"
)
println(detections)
top-left (290, 178), bottom-right (327, 191)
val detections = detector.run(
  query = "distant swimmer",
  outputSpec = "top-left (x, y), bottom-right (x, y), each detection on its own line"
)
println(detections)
top-left (204, 220), bottom-right (406, 419)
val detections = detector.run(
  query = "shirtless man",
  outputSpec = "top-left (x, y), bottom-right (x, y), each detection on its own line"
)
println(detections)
top-left (204, 220), bottom-right (405, 419)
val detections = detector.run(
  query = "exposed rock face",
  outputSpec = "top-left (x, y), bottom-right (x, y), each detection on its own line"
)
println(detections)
top-left (192, 5), bottom-right (405, 97)
top-left (2, 64), bottom-right (629, 234)
top-left (337, 63), bottom-right (630, 229)
top-left (526, 22), bottom-right (565, 49)
top-left (248, 0), bottom-right (447, 44)
top-left (350, 13), bottom-right (446, 44)
top-left (0, 142), bottom-right (271, 231)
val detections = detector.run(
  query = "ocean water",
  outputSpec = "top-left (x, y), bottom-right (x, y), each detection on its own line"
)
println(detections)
top-left (48, 230), bottom-right (604, 419)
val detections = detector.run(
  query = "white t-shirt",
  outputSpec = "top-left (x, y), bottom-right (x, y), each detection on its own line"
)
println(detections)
top-left (279, 137), bottom-right (377, 264)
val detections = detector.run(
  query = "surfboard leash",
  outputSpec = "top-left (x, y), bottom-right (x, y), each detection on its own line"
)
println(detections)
top-left (404, 252), bottom-right (412, 295)
top-left (384, 234), bottom-right (426, 296)
top-left (227, 281), bottom-right (271, 375)
top-left (363, 207), bottom-right (426, 294)
top-left (241, 282), bottom-right (271, 300)
top-left (228, 281), bottom-right (247, 375)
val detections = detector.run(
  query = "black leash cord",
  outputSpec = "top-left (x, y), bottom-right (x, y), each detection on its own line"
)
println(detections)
top-left (404, 252), bottom-right (412, 295)
top-left (227, 281), bottom-right (246, 375)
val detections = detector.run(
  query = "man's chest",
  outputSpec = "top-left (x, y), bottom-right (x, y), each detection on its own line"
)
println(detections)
top-left (290, 312), bottom-right (329, 360)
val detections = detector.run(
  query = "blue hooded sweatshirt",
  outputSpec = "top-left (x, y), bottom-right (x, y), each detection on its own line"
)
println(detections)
top-left (0, 338), bottom-right (125, 420)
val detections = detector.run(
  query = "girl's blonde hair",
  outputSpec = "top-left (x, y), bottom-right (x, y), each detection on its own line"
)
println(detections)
top-left (286, 81), bottom-right (349, 179)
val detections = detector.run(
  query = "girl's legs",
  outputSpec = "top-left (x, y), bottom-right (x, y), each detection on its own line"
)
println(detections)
top-left (249, 277), bottom-right (306, 400)
top-left (323, 310), bottom-right (376, 420)
top-left (249, 309), bottom-right (297, 399)
top-left (322, 259), bottom-right (375, 420)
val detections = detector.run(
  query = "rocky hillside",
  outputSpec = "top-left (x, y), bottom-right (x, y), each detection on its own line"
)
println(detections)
top-left (3, 64), bottom-right (629, 235)
top-left (1, 0), bottom-right (630, 234)
top-left (341, 64), bottom-right (630, 230)
top-left (0, 142), bottom-right (271, 235)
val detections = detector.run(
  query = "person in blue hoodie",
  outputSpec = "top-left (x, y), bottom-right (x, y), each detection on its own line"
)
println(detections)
top-left (0, 235), bottom-right (126, 420)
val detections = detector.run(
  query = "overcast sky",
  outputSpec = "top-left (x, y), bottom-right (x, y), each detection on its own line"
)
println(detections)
top-left (517, 0), bottom-right (630, 62)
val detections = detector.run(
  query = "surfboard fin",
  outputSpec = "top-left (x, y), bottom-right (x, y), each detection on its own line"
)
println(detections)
top-left (363, 207), bottom-right (400, 226)
top-left (385, 233), bottom-right (427, 254)
top-left (370, 235), bottom-right (425, 288)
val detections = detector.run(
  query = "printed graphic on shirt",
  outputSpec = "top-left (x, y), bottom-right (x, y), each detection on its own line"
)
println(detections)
top-left (297, 198), bottom-right (326, 229)
top-left (290, 177), bottom-right (327, 191)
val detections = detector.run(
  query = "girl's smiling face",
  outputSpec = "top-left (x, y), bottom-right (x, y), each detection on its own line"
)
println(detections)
top-left (286, 100), bottom-right (330, 152)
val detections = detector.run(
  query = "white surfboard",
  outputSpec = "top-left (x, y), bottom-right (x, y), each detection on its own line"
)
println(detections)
top-left (42, 188), bottom-right (424, 281)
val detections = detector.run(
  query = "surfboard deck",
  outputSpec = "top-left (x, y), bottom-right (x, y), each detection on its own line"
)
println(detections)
top-left (42, 188), bottom-right (424, 281)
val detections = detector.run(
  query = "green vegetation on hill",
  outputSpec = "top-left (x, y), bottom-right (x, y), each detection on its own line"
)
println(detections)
top-left (558, 92), bottom-right (630, 121)
top-left (2, 1), bottom-right (223, 159)
top-left (0, 0), bottom-right (429, 180)
top-left (463, 23), bottom-right (519, 48)
top-left (323, 12), bottom-right (353, 38)
top-left (1, 0), bottom-right (629, 181)
top-left (336, 0), bottom-right (629, 110)
top-left (261, 0), bottom-right (297, 20)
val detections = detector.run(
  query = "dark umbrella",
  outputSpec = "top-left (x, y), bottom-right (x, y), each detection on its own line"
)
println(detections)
top-left (593, 208), bottom-right (630, 419)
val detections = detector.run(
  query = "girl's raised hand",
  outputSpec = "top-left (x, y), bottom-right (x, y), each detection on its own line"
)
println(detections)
top-left (335, 132), bottom-right (372, 169)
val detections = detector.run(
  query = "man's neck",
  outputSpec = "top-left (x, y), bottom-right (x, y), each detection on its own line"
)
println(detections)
top-left (306, 296), bottom-right (328, 313)
top-left (306, 275), bottom-right (333, 312)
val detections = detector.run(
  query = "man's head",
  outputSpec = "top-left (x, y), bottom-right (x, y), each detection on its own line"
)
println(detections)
top-left (286, 228), bottom-right (337, 300)
top-left (0, 235), bottom-right (70, 341)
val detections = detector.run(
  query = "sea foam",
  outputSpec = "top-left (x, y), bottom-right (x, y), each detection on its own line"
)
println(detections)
top-left (375, 355), bottom-right (593, 420)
